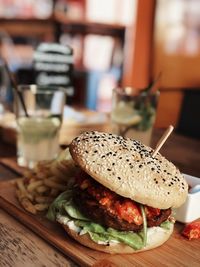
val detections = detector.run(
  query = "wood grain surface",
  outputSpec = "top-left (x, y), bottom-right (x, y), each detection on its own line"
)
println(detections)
top-left (0, 157), bottom-right (25, 177)
top-left (0, 209), bottom-right (77, 267)
top-left (0, 179), bottom-right (200, 267)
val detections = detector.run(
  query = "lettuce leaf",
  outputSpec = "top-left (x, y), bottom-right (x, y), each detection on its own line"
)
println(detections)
top-left (160, 220), bottom-right (172, 230)
top-left (47, 190), bottom-right (89, 221)
top-left (47, 190), bottom-right (73, 221)
top-left (64, 204), bottom-right (89, 221)
top-left (47, 190), bottom-right (172, 250)
top-left (76, 221), bottom-right (144, 249)
top-left (140, 205), bottom-right (147, 247)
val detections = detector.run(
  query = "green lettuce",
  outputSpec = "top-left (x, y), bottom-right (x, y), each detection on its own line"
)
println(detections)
top-left (47, 190), bottom-right (172, 250)
top-left (160, 220), bottom-right (172, 230)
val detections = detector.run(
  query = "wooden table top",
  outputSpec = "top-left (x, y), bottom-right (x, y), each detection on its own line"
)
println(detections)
top-left (0, 129), bottom-right (200, 266)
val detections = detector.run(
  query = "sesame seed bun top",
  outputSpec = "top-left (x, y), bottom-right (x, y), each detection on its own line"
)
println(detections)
top-left (69, 131), bottom-right (188, 209)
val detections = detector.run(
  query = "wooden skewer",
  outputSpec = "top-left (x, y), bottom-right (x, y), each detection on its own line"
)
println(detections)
top-left (152, 125), bottom-right (174, 157)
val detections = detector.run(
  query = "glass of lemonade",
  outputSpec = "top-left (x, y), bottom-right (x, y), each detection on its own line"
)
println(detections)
top-left (111, 87), bottom-right (159, 146)
top-left (14, 85), bottom-right (66, 168)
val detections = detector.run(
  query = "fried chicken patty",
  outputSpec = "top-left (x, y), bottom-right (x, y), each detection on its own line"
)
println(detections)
top-left (73, 172), bottom-right (171, 231)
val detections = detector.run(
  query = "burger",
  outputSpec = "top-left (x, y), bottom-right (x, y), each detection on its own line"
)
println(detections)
top-left (47, 131), bottom-right (188, 253)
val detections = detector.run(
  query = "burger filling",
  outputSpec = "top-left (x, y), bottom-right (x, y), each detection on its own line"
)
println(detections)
top-left (74, 171), bottom-right (171, 232)
top-left (47, 171), bottom-right (173, 250)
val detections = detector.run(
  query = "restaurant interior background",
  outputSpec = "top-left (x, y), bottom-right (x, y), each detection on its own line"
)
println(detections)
top-left (0, 0), bottom-right (200, 139)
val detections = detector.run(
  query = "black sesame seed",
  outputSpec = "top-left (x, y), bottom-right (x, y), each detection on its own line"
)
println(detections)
top-left (151, 167), bottom-right (155, 171)
top-left (107, 168), bottom-right (111, 171)
top-left (112, 163), bottom-right (115, 166)
top-left (117, 177), bottom-right (121, 180)
top-left (167, 192), bottom-right (170, 194)
top-left (139, 165), bottom-right (143, 168)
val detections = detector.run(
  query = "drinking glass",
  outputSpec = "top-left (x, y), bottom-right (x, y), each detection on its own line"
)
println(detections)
top-left (111, 87), bottom-right (159, 146)
top-left (14, 84), bottom-right (66, 168)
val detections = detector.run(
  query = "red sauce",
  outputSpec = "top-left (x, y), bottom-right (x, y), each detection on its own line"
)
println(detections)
top-left (75, 171), bottom-right (161, 225)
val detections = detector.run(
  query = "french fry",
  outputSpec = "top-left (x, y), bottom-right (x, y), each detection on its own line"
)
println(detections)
top-left (16, 179), bottom-right (34, 200)
top-left (36, 185), bottom-right (49, 194)
top-left (43, 179), bottom-right (68, 190)
top-left (36, 171), bottom-right (51, 179)
top-left (34, 203), bottom-right (49, 211)
top-left (16, 189), bottom-right (24, 200)
top-left (21, 198), bottom-right (36, 214)
top-left (16, 188), bottom-right (34, 202)
top-left (35, 196), bottom-right (54, 203)
top-left (27, 180), bottom-right (43, 192)
top-left (15, 153), bottom-right (77, 214)
top-left (16, 179), bottom-right (27, 193)
top-left (47, 176), bottom-right (63, 183)
top-left (16, 193), bottom-right (37, 214)
top-left (23, 170), bottom-right (34, 178)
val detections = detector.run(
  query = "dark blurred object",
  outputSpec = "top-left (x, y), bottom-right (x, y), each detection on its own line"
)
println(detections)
top-left (16, 68), bottom-right (35, 84)
top-left (177, 90), bottom-right (200, 139)
top-left (72, 69), bottom-right (87, 106)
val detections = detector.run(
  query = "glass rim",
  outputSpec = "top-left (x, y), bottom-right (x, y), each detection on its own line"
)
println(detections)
top-left (17, 84), bottom-right (66, 94)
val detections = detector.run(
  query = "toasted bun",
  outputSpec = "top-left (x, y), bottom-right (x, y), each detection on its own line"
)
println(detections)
top-left (62, 222), bottom-right (174, 254)
top-left (69, 131), bottom-right (188, 209)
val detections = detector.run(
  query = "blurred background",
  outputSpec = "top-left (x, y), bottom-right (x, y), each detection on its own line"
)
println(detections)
top-left (0, 0), bottom-right (200, 139)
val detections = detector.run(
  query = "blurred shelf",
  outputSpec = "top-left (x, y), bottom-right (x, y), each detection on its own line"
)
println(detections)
top-left (0, 18), bottom-right (55, 37)
top-left (0, 14), bottom-right (126, 38)
top-left (54, 12), bottom-right (125, 37)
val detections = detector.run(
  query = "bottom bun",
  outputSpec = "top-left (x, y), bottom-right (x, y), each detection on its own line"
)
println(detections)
top-left (62, 223), bottom-right (174, 254)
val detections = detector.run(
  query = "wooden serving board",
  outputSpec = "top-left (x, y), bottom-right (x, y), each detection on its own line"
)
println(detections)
top-left (0, 157), bottom-right (27, 176)
top-left (0, 180), bottom-right (200, 267)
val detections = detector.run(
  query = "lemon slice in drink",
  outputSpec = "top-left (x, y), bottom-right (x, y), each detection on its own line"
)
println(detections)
top-left (111, 102), bottom-right (142, 126)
